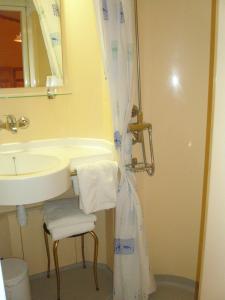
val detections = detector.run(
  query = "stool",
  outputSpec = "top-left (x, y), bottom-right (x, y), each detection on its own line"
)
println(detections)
top-left (43, 198), bottom-right (99, 300)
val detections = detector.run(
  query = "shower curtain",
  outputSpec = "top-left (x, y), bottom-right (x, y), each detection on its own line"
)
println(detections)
top-left (93, 1), bottom-right (156, 299)
top-left (32, 0), bottom-right (63, 81)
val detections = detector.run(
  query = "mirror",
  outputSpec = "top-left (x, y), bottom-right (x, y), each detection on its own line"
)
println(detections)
top-left (0, 0), bottom-right (62, 89)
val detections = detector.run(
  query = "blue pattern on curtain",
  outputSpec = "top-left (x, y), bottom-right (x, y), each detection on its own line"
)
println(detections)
top-left (93, 0), bottom-right (156, 299)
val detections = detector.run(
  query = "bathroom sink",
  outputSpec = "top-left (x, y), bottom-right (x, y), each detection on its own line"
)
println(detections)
top-left (0, 152), bottom-right (71, 205)
top-left (0, 138), bottom-right (114, 206)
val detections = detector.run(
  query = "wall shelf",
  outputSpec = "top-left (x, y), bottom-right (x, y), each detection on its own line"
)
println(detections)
top-left (0, 91), bottom-right (72, 99)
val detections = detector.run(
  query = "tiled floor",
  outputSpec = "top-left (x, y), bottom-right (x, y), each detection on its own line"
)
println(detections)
top-left (31, 266), bottom-right (195, 300)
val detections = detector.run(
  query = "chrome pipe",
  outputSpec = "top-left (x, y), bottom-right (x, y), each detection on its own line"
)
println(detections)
top-left (134, 0), bottom-right (142, 112)
top-left (126, 0), bottom-right (155, 176)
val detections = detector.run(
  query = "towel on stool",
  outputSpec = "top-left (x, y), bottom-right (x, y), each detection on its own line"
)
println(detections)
top-left (72, 160), bottom-right (118, 214)
top-left (50, 222), bottom-right (95, 241)
top-left (43, 198), bottom-right (96, 230)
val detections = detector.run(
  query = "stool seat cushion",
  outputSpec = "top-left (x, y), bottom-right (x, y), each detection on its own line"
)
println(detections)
top-left (43, 198), bottom-right (97, 240)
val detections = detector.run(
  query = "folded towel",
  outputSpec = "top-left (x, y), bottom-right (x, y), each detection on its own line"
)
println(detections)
top-left (50, 222), bottom-right (96, 241)
top-left (43, 198), bottom-right (96, 230)
top-left (72, 160), bottom-right (118, 214)
top-left (44, 197), bottom-right (79, 213)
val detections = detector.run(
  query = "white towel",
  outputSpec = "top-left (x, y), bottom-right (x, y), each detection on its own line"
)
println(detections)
top-left (50, 223), bottom-right (95, 241)
top-left (43, 198), bottom-right (96, 230)
top-left (72, 160), bottom-right (118, 214)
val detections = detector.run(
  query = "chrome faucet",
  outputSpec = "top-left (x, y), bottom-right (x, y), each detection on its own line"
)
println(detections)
top-left (0, 115), bottom-right (30, 134)
top-left (6, 115), bottom-right (18, 133)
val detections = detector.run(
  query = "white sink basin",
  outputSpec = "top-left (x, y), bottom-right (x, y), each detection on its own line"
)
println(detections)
top-left (0, 152), bottom-right (71, 205)
top-left (0, 153), bottom-right (63, 175)
top-left (0, 138), bottom-right (114, 206)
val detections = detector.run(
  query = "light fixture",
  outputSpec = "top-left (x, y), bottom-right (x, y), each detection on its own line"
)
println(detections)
top-left (14, 32), bottom-right (22, 43)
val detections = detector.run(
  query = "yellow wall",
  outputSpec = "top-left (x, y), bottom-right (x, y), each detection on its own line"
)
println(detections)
top-left (136, 0), bottom-right (211, 280)
top-left (0, 0), bottom-right (113, 275)
top-left (0, 0), bottom-right (213, 283)
top-left (0, 0), bottom-right (113, 144)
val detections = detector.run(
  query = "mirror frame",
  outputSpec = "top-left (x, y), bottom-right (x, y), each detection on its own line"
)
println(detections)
top-left (0, 0), bottom-right (71, 99)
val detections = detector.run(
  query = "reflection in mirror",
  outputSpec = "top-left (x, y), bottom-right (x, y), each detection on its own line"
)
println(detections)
top-left (0, 0), bottom-right (62, 89)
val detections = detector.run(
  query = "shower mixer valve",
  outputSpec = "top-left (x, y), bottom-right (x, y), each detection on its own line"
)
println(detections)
top-left (128, 105), bottom-right (152, 144)
top-left (127, 105), bottom-right (155, 176)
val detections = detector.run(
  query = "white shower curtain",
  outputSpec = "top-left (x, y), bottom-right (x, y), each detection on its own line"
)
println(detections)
top-left (32, 0), bottom-right (63, 81)
top-left (93, 1), bottom-right (156, 299)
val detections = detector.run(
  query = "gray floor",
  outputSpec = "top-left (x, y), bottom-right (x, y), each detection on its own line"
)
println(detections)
top-left (31, 265), bottom-right (113, 300)
top-left (31, 266), bottom-right (195, 300)
top-left (149, 285), bottom-right (195, 300)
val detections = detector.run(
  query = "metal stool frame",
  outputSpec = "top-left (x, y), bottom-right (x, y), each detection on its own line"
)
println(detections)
top-left (43, 223), bottom-right (99, 300)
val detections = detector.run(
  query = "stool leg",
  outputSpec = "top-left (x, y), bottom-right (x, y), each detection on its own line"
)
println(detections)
top-left (81, 234), bottom-right (86, 268)
top-left (43, 224), bottom-right (50, 278)
top-left (89, 231), bottom-right (99, 291)
top-left (53, 240), bottom-right (60, 300)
